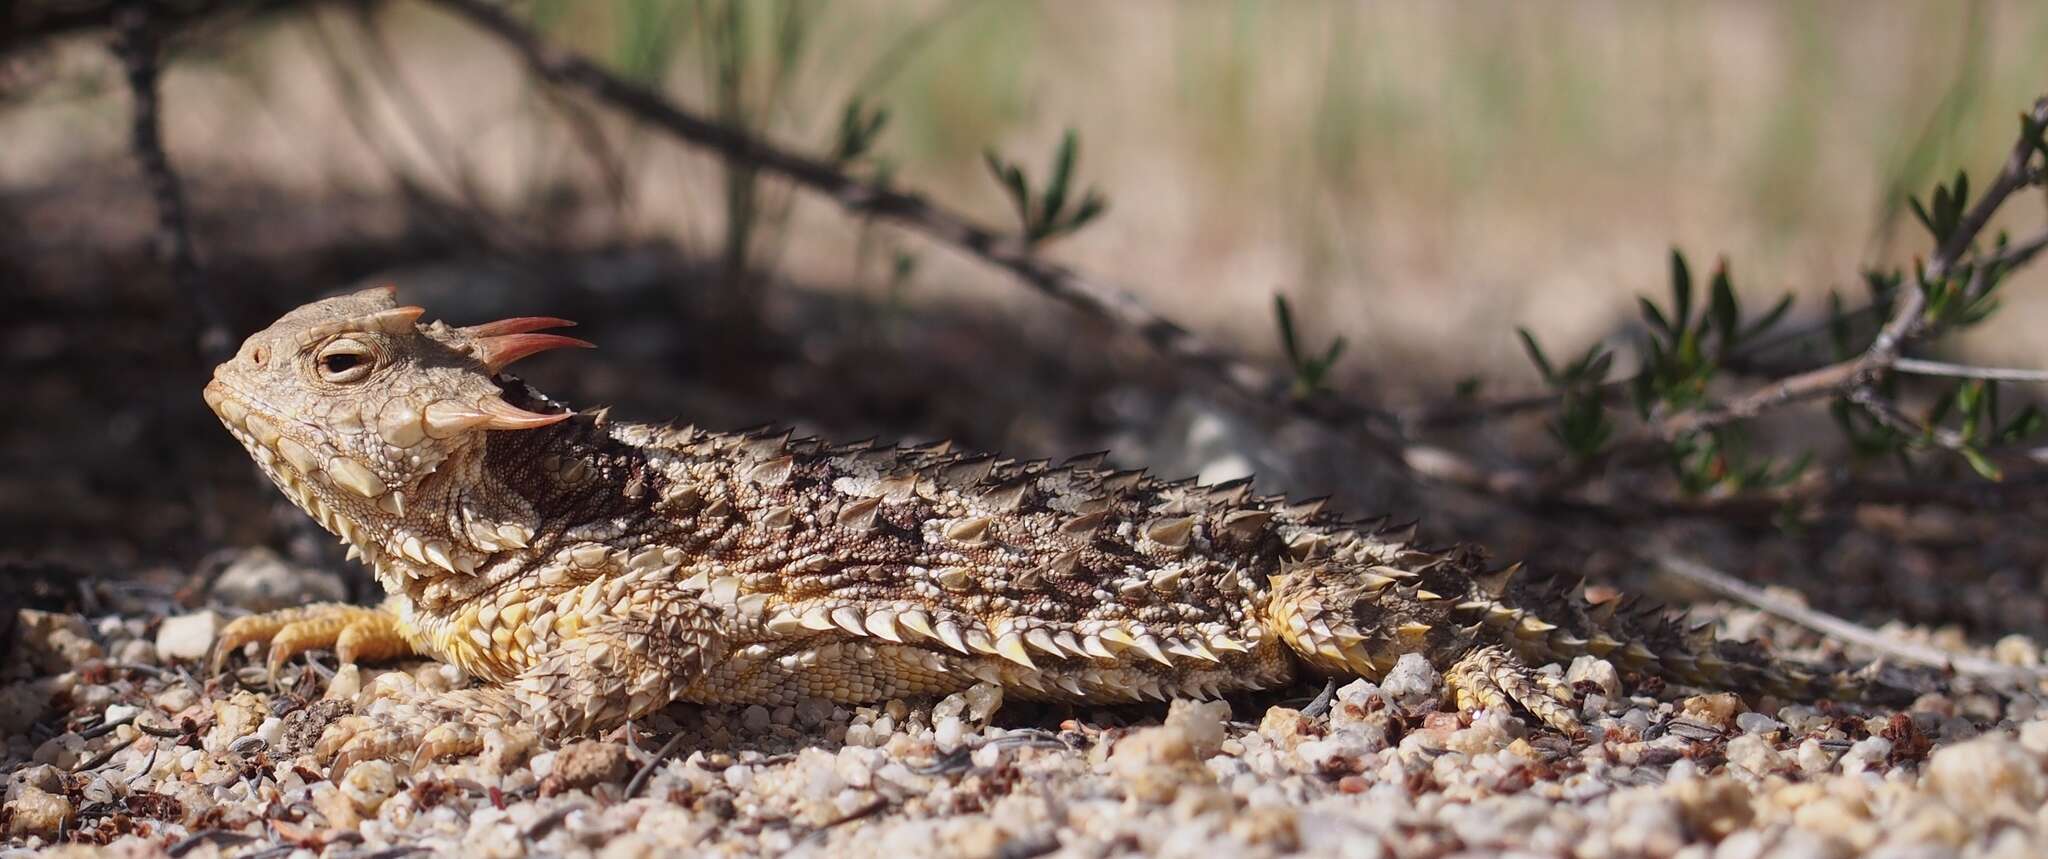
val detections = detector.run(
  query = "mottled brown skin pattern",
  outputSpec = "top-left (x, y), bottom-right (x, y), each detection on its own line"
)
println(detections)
top-left (204, 287), bottom-right (1832, 770)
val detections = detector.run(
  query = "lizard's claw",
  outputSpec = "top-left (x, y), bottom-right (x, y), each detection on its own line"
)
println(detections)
top-left (211, 602), bottom-right (415, 683)
top-left (415, 723), bottom-right (487, 772)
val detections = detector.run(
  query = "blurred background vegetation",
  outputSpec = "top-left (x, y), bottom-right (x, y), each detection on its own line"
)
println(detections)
top-left (7, 1), bottom-right (2048, 639)
top-left (10, 1), bottom-right (2048, 379)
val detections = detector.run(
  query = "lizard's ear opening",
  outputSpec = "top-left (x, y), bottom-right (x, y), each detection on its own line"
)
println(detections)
top-left (458, 317), bottom-right (594, 374)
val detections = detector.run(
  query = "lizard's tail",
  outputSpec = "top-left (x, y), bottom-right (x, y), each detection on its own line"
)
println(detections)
top-left (1266, 538), bottom-right (1866, 705)
top-left (1479, 560), bottom-right (1855, 701)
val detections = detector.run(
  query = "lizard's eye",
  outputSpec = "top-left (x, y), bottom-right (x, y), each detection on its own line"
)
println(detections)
top-left (317, 339), bottom-right (375, 383)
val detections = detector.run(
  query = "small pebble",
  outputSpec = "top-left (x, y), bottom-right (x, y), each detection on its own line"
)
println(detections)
top-left (962, 683), bottom-right (1004, 722)
top-left (32, 733), bottom-right (85, 770)
top-left (548, 741), bottom-right (633, 791)
top-left (795, 697), bottom-right (833, 727)
top-left (3, 785), bottom-right (73, 836)
top-left (1725, 734), bottom-right (1782, 777)
top-left (1735, 712), bottom-right (1785, 736)
top-left (1796, 738), bottom-right (1833, 775)
top-left (153, 685), bottom-right (198, 713)
top-left (0, 682), bottom-right (50, 735)
top-left (154, 611), bottom-right (219, 662)
top-left (340, 760), bottom-right (398, 814)
top-left (1566, 656), bottom-right (1623, 700)
top-left (933, 716), bottom-right (964, 751)
top-left (1993, 634), bottom-right (2042, 667)
top-left (15, 610), bottom-right (102, 673)
top-left (1259, 707), bottom-right (1317, 750)
top-left (520, 747), bottom-right (559, 780)
top-left (1680, 693), bottom-right (1743, 730)
top-left (1840, 737), bottom-right (1892, 775)
top-left (209, 546), bottom-right (349, 611)
top-left (115, 639), bottom-right (157, 666)
top-left (1380, 654), bottom-right (1443, 716)
top-left (481, 725), bottom-right (539, 777)
top-left (1924, 735), bottom-right (2045, 813)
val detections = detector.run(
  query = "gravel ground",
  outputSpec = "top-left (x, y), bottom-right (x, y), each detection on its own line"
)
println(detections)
top-left (4, 566), bottom-right (2048, 859)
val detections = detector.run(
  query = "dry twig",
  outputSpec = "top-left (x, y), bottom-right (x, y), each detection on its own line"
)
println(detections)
top-left (1893, 357), bottom-right (2048, 384)
top-left (1537, 98), bottom-right (2048, 496)
top-left (428, 0), bottom-right (1400, 442)
top-left (1652, 553), bottom-right (2047, 682)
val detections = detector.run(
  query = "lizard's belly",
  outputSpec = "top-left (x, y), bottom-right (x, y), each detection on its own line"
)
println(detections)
top-left (676, 635), bottom-right (1298, 707)
top-left (679, 638), bottom-right (976, 706)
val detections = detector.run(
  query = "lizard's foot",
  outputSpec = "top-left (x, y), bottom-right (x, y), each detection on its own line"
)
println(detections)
top-left (316, 609), bottom-right (719, 774)
top-left (1447, 645), bottom-right (1583, 739)
top-left (318, 682), bottom-right (528, 776)
top-left (211, 602), bottom-right (416, 682)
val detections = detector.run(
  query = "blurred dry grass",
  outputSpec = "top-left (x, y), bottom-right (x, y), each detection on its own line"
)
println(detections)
top-left (6, 0), bottom-right (2048, 396)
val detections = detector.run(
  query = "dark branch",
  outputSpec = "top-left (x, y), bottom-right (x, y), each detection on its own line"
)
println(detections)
top-left (427, 0), bottom-right (1403, 447)
top-left (114, 4), bottom-right (230, 364)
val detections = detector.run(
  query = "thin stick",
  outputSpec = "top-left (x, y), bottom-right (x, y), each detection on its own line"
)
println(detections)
top-left (1894, 357), bottom-right (2048, 383)
top-left (625, 731), bottom-right (690, 799)
top-left (1984, 226), bottom-right (2048, 272)
top-left (1403, 304), bottom-right (1885, 430)
top-left (1652, 553), bottom-right (2046, 681)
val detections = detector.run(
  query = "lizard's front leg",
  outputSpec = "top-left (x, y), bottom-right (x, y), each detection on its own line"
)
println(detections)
top-left (317, 598), bottom-right (725, 774)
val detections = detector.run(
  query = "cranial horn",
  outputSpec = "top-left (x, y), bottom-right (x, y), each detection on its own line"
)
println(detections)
top-left (298, 306), bottom-right (426, 345)
top-left (367, 306), bottom-right (428, 333)
top-left (478, 396), bottom-right (574, 428)
top-left (422, 397), bottom-right (573, 438)
top-left (461, 316), bottom-right (578, 338)
top-left (472, 332), bottom-right (594, 373)
top-left (452, 317), bottom-right (592, 372)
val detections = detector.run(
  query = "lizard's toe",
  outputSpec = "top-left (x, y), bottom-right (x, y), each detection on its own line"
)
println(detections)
top-left (314, 714), bottom-right (383, 758)
top-left (415, 723), bottom-right (487, 772)
top-left (212, 612), bottom-right (290, 675)
top-left (328, 730), bottom-right (409, 781)
top-left (336, 616), bottom-right (413, 665)
top-left (265, 618), bottom-right (344, 683)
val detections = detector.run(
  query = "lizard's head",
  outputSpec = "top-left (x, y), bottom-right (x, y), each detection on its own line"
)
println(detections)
top-left (203, 286), bottom-right (588, 563)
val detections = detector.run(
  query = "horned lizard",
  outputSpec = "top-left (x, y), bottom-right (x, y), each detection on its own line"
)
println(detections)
top-left (203, 286), bottom-right (1844, 771)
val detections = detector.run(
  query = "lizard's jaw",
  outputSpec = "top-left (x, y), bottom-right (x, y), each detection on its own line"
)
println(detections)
top-left (204, 380), bottom-right (379, 546)
top-left (204, 378), bottom-right (474, 580)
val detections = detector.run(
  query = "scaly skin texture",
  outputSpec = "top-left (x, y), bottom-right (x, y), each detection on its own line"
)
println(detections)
top-left (204, 287), bottom-right (1838, 770)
